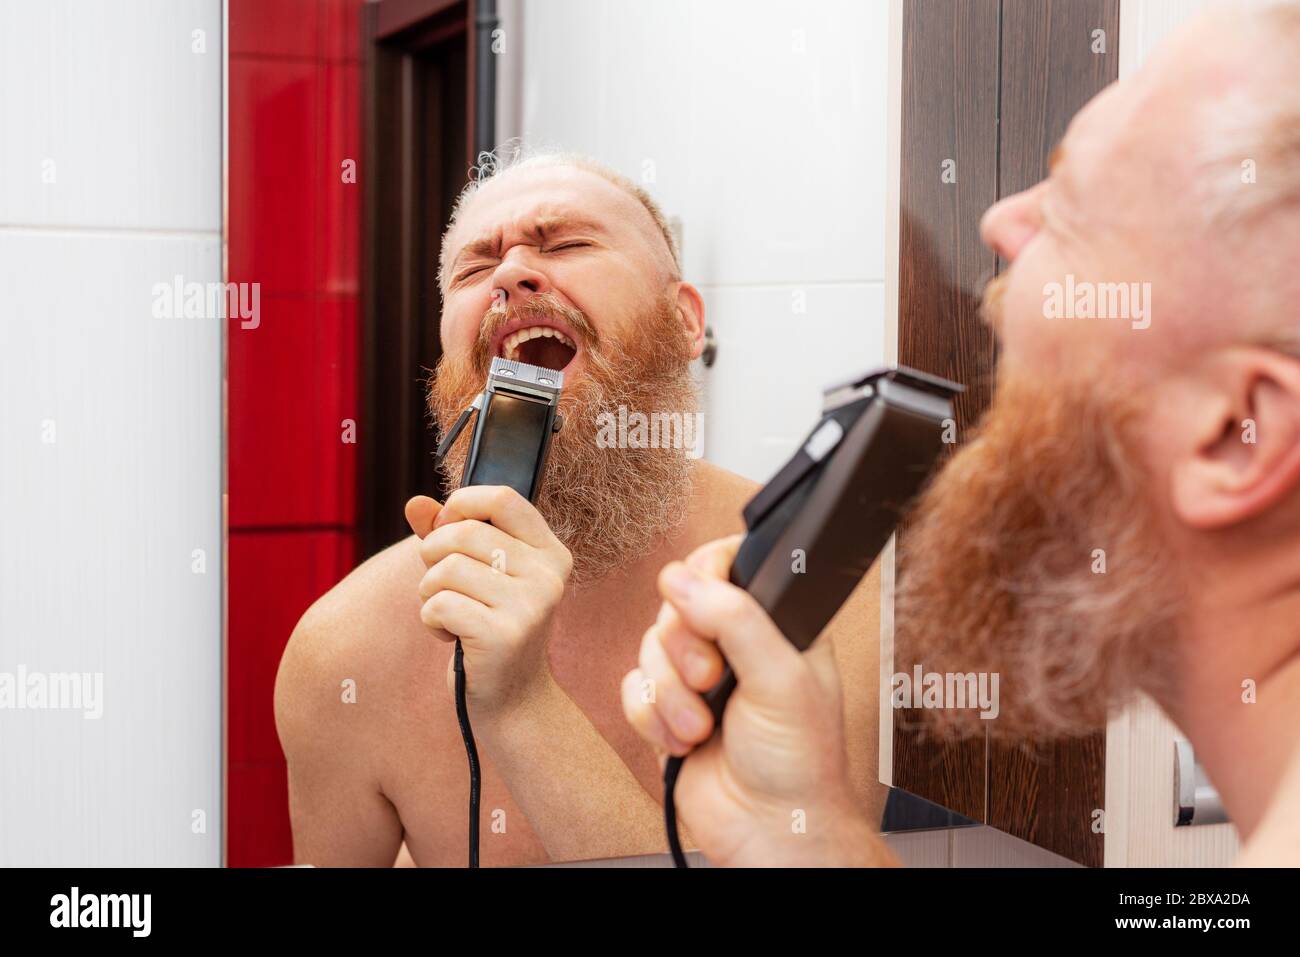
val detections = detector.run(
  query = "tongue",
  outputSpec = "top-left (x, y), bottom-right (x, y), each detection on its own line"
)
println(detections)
top-left (519, 335), bottom-right (576, 371)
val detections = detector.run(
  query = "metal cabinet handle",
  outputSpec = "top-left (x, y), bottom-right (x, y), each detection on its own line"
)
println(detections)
top-left (701, 325), bottom-right (717, 368)
top-left (1174, 739), bottom-right (1229, 826)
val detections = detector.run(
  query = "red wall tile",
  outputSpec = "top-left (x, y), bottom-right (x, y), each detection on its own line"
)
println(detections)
top-left (227, 295), bottom-right (359, 528)
top-left (228, 531), bottom-right (353, 765)
top-left (228, 59), bottom-right (319, 296)
top-left (319, 61), bottom-right (361, 297)
top-left (322, 0), bottom-right (363, 61)
top-left (229, 762), bottom-right (294, 867)
top-left (229, 297), bottom-right (321, 527)
top-left (228, 0), bottom-right (366, 870)
top-left (230, 0), bottom-right (320, 58)
top-left (316, 297), bottom-right (360, 526)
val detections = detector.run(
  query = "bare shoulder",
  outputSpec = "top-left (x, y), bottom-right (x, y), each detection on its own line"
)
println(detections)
top-left (685, 459), bottom-right (762, 539)
top-left (274, 536), bottom-right (439, 864)
top-left (694, 458), bottom-right (762, 501)
top-left (274, 535), bottom-right (440, 761)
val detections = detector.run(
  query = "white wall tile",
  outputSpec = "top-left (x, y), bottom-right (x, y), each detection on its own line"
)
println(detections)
top-left (699, 281), bottom-right (885, 482)
top-left (1119, 0), bottom-right (1214, 79)
top-left (883, 829), bottom-right (953, 867)
top-left (0, 229), bottom-right (222, 865)
top-left (952, 825), bottom-right (1081, 868)
top-left (0, 0), bottom-right (222, 232)
top-left (520, 0), bottom-right (890, 287)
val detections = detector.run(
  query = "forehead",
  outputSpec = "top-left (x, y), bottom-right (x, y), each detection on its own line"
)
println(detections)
top-left (1056, 10), bottom-right (1247, 196)
top-left (448, 165), bottom-right (651, 257)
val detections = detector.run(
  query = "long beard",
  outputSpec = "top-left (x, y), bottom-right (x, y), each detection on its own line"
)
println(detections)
top-left (893, 368), bottom-right (1184, 740)
top-left (428, 292), bottom-right (697, 586)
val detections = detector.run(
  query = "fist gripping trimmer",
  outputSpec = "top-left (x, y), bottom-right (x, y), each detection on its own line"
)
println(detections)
top-left (664, 365), bottom-right (962, 867)
top-left (435, 356), bottom-right (565, 867)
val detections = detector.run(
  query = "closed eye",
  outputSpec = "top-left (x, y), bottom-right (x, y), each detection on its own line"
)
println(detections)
top-left (453, 241), bottom-right (590, 284)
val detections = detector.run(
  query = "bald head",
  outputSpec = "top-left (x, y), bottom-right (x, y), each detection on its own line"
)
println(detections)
top-left (1126, 0), bottom-right (1300, 354)
top-left (979, 0), bottom-right (1300, 383)
top-left (438, 149), bottom-right (681, 301)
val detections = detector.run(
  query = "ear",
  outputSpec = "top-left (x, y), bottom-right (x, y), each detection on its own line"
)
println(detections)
top-left (1170, 348), bottom-right (1300, 530)
top-left (672, 282), bottom-right (707, 360)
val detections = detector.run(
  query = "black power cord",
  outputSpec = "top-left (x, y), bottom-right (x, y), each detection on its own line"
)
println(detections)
top-left (437, 399), bottom-right (485, 869)
top-left (663, 755), bottom-right (689, 867)
top-left (453, 638), bottom-right (480, 868)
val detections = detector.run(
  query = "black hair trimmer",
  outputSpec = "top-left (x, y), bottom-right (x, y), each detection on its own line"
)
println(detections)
top-left (437, 356), bottom-right (565, 498)
top-left (434, 355), bottom-right (565, 868)
top-left (665, 365), bottom-right (962, 866)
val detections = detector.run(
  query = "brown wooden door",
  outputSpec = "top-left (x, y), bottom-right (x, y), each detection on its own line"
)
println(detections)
top-left (358, 0), bottom-right (476, 559)
top-left (892, 0), bottom-right (1119, 867)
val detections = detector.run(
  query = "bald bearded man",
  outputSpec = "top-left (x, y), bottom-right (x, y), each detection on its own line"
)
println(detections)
top-left (624, 0), bottom-right (1300, 866)
top-left (274, 150), bottom-right (886, 866)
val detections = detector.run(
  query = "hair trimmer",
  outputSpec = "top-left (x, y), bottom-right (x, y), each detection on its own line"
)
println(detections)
top-left (665, 365), bottom-right (963, 867)
top-left (437, 356), bottom-right (565, 497)
top-left (435, 356), bottom-right (565, 867)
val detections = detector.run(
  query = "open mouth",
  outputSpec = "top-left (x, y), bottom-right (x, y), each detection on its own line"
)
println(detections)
top-left (498, 324), bottom-right (579, 372)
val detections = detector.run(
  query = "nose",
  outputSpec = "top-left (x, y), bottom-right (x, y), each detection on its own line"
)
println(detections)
top-left (490, 248), bottom-right (551, 307)
top-left (979, 182), bottom-right (1045, 263)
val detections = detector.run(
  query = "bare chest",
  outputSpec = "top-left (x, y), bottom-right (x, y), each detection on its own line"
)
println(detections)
top-left (385, 587), bottom-right (664, 867)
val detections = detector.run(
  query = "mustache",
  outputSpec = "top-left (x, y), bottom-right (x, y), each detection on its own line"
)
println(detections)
top-left (980, 273), bottom-right (1008, 333)
top-left (472, 292), bottom-right (600, 368)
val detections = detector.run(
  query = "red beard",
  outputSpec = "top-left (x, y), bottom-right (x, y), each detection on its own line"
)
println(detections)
top-left (894, 363), bottom-right (1183, 740)
top-left (429, 291), bottom-right (699, 585)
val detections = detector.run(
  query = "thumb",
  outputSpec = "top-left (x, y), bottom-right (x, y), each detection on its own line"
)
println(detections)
top-left (803, 637), bottom-right (844, 704)
top-left (404, 495), bottom-right (443, 538)
top-left (683, 533), bottom-right (744, 579)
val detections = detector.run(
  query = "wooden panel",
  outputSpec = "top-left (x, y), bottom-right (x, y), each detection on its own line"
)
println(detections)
top-left (985, 0), bottom-right (1119, 867)
top-left (893, 0), bottom-right (1118, 865)
top-left (892, 0), bottom-right (1001, 824)
top-left (997, 0), bottom-right (1121, 218)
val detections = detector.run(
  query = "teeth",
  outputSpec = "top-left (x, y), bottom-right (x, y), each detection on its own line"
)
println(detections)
top-left (501, 325), bottom-right (577, 362)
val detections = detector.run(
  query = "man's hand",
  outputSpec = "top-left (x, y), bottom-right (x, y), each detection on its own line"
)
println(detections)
top-left (622, 535), bottom-right (896, 867)
top-left (404, 486), bottom-right (572, 719)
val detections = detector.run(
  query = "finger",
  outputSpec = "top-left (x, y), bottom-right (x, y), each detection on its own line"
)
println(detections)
top-left (419, 552), bottom-right (511, 607)
top-left (646, 533), bottom-right (741, 689)
top-left (682, 533), bottom-right (744, 580)
top-left (433, 485), bottom-right (555, 549)
top-left (658, 561), bottom-right (801, 699)
top-left (638, 622), bottom-right (716, 745)
top-left (420, 590), bottom-right (492, 641)
top-left (621, 668), bottom-right (692, 757)
top-left (405, 496), bottom-right (443, 538)
top-left (653, 602), bottom-right (726, 691)
top-left (418, 519), bottom-right (523, 573)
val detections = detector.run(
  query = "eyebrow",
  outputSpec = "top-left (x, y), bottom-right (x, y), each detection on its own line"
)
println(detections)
top-left (451, 214), bottom-right (608, 272)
